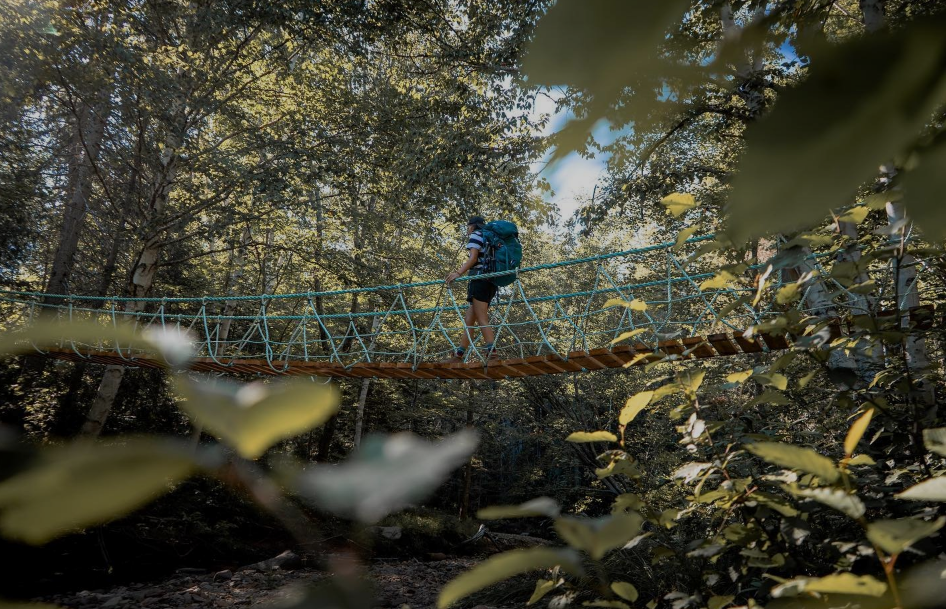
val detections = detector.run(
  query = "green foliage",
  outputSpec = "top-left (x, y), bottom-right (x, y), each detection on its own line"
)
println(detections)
top-left (0, 439), bottom-right (198, 544)
top-left (437, 548), bottom-right (583, 609)
top-left (294, 430), bottom-right (478, 523)
top-left (175, 377), bottom-right (339, 459)
top-left (727, 16), bottom-right (946, 242)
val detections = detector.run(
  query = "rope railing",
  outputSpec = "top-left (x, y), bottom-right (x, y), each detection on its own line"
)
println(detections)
top-left (0, 234), bottom-right (926, 373)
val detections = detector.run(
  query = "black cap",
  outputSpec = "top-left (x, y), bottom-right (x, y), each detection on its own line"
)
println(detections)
top-left (467, 215), bottom-right (485, 228)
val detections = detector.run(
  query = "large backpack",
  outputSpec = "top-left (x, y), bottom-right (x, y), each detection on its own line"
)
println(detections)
top-left (479, 220), bottom-right (522, 287)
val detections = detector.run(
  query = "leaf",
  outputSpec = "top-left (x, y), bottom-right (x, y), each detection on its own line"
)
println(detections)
top-left (791, 487), bottom-right (865, 519)
top-left (527, 579), bottom-right (560, 606)
top-left (897, 477), bottom-right (946, 501)
top-left (700, 271), bottom-right (737, 290)
top-left (610, 328), bottom-right (648, 345)
top-left (746, 389), bottom-right (790, 407)
top-left (726, 18), bottom-right (946, 242)
top-left (673, 462), bottom-right (713, 484)
top-left (437, 548), bottom-right (582, 608)
top-left (837, 207), bottom-right (870, 224)
top-left (772, 573), bottom-right (887, 598)
top-left (478, 497), bottom-right (561, 520)
top-left (297, 431), bottom-right (478, 523)
top-left (755, 373), bottom-right (788, 391)
top-left (866, 517), bottom-right (945, 555)
top-left (746, 442), bottom-right (840, 482)
top-left (554, 512), bottom-right (643, 560)
top-left (521, 0), bottom-right (692, 159)
top-left (604, 298), bottom-right (647, 311)
top-left (0, 439), bottom-right (197, 545)
top-left (673, 225), bottom-right (700, 250)
top-left (904, 138), bottom-right (946, 239)
top-left (863, 191), bottom-right (902, 210)
top-left (175, 377), bottom-right (339, 459)
top-left (584, 602), bottom-right (629, 609)
top-left (844, 408), bottom-right (875, 457)
top-left (799, 370), bottom-right (818, 389)
top-left (567, 431), bottom-right (618, 443)
top-left (595, 458), bottom-right (642, 480)
top-left (611, 581), bottom-right (638, 600)
top-left (0, 321), bottom-right (194, 367)
top-left (661, 193), bottom-right (697, 218)
top-left (707, 596), bottom-right (735, 609)
top-left (923, 428), bottom-right (946, 457)
top-left (726, 370), bottom-right (753, 384)
top-left (620, 391), bottom-right (654, 425)
top-left (678, 369), bottom-right (705, 393)
top-left (776, 284), bottom-right (801, 304)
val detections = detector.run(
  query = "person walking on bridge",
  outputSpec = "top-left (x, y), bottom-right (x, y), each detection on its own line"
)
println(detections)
top-left (445, 215), bottom-right (497, 362)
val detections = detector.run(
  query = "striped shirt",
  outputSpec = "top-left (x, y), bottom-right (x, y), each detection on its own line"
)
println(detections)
top-left (467, 230), bottom-right (487, 275)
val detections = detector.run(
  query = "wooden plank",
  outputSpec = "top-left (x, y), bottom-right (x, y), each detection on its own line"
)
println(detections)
top-left (681, 336), bottom-right (716, 358)
top-left (759, 333), bottom-right (790, 351)
top-left (541, 355), bottom-right (584, 373)
top-left (374, 363), bottom-right (416, 379)
top-left (486, 361), bottom-right (530, 378)
top-left (588, 348), bottom-right (629, 367)
top-left (521, 355), bottom-right (564, 375)
top-left (733, 334), bottom-right (763, 353)
top-left (500, 357), bottom-right (549, 376)
top-left (394, 363), bottom-right (438, 379)
top-left (707, 333), bottom-right (738, 356)
top-left (566, 350), bottom-right (609, 371)
top-left (658, 339), bottom-right (685, 356)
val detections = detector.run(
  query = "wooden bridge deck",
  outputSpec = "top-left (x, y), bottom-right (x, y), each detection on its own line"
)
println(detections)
top-left (37, 330), bottom-right (794, 380)
top-left (33, 305), bottom-right (937, 379)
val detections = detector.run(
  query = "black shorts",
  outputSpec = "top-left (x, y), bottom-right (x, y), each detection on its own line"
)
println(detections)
top-left (467, 278), bottom-right (497, 304)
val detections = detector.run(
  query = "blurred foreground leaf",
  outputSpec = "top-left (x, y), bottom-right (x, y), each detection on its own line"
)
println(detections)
top-left (0, 321), bottom-right (194, 367)
top-left (296, 430), bottom-right (477, 523)
top-left (176, 377), bottom-right (339, 459)
top-left (726, 17), bottom-right (946, 242)
top-left (0, 439), bottom-right (197, 544)
top-left (438, 547), bottom-right (583, 609)
top-left (522, 0), bottom-right (692, 161)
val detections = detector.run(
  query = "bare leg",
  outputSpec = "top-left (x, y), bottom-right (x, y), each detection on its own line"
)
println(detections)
top-left (471, 299), bottom-right (495, 345)
top-left (459, 306), bottom-right (477, 350)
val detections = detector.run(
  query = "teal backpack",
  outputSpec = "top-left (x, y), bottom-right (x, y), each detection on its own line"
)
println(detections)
top-left (479, 220), bottom-right (522, 287)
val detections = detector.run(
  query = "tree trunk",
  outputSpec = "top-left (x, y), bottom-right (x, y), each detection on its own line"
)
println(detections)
top-left (80, 127), bottom-right (180, 437)
top-left (353, 314), bottom-right (384, 449)
top-left (459, 400), bottom-right (474, 520)
top-left (45, 102), bottom-right (108, 303)
top-left (887, 200), bottom-right (934, 405)
top-left (216, 224), bottom-right (252, 356)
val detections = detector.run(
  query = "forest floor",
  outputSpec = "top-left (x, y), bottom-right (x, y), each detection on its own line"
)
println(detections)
top-left (37, 555), bottom-right (514, 609)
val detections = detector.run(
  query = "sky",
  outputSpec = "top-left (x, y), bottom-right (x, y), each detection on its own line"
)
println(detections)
top-left (531, 92), bottom-right (623, 221)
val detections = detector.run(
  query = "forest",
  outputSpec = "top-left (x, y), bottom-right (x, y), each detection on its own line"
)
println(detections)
top-left (1, 0), bottom-right (946, 608)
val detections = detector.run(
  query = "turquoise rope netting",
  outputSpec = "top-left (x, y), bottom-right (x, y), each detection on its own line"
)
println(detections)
top-left (0, 234), bottom-right (918, 372)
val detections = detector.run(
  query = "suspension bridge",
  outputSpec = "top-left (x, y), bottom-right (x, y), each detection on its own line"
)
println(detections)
top-left (0, 235), bottom-right (933, 380)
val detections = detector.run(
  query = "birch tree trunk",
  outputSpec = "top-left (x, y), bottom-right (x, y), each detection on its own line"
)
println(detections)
top-left (80, 122), bottom-right (181, 437)
top-left (353, 313), bottom-right (384, 449)
top-left (887, 199), bottom-right (934, 405)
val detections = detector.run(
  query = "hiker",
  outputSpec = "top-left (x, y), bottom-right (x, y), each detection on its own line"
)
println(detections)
top-left (445, 215), bottom-right (497, 362)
